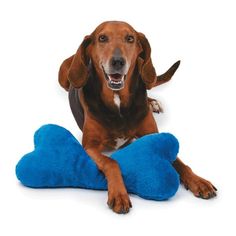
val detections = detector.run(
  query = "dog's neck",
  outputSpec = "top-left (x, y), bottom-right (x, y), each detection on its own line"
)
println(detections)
top-left (97, 65), bottom-right (142, 111)
top-left (100, 89), bottom-right (129, 112)
top-left (82, 64), bottom-right (148, 130)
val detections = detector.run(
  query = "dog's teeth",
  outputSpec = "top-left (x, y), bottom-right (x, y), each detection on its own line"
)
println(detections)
top-left (108, 76), bottom-right (124, 81)
top-left (107, 75), bottom-right (125, 88)
top-left (110, 80), bottom-right (122, 85)
top-left (112, 81), bottom-right (121, 84)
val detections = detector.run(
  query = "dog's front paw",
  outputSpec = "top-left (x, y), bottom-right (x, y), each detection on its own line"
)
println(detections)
top-left (148, 98), bottom-right (164, 113)
top-left (107, 188), bottom-right (132, 214)
top-left (183, 174), bottom-right (217, 199)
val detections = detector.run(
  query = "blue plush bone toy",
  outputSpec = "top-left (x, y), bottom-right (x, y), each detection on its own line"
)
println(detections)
top-left (16, 124), bottom-right (180, 200)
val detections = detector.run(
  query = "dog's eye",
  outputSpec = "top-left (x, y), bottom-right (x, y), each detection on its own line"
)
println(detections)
top-left (126, 35), bottom-right (134, 43)
top-left (98, 35), bottom-right (108, 43)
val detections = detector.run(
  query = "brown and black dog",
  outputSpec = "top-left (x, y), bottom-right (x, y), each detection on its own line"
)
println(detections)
top-left (59, 21), bottom-right (217, 214)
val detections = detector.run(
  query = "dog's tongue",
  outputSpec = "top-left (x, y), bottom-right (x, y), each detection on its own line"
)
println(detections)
top-left (109, 73), bottom-right (122, 80)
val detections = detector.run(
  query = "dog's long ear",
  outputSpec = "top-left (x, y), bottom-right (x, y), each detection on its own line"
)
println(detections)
top-left (137, 33), bottom-right (180, 89)
top-left (137, 33), bottom-right (157, 89)
top-left (68, 35), bottom-right (92, 88)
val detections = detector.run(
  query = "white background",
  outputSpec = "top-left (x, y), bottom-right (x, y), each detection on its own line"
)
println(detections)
top-left (0, 0), bottom-right (236, 235)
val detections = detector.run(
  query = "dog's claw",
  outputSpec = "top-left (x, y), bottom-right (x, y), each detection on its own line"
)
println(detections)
top-left (184, 184), bottom-right (189, 190)
top-left (129, 200), bottom-right (132, 208)
top-left (107, 199), bottom-right (115, 209)
top-left (120, 207), bottom-right (128, 214)
top-left (213, 185), bottom-right (218, 191)
top-left (208, 193), bottom-right (213, 199)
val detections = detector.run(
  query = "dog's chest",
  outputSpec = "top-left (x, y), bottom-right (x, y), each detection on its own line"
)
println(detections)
top-left (113, 93), bottom-right (121, 109)
top-left (105, 133), bottom-right (135, 150)
top-left (114, 137), bottom-right (128, 149)
top-left (83, 75), bottom-right (149, 132)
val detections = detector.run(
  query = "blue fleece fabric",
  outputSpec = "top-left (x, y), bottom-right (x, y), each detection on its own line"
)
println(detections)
top-left (16, 124), bottom-right (180, 200)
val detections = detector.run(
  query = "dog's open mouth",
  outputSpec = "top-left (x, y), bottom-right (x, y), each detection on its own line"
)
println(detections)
top-left (103, 69), bottom-right (125, 90)
top-left (107, 74), bottom-right (125, 90)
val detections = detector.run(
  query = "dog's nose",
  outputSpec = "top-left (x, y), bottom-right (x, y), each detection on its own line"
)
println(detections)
top-left (110, 57), bottom-right (126, 70)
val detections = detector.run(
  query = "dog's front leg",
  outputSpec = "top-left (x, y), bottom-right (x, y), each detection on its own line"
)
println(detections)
top-left (135, 111), bottom-right (217, 199)
top-left (85, 147), bottom-right (132, 214)
top-left (173, 158), bottom-right (217, 199)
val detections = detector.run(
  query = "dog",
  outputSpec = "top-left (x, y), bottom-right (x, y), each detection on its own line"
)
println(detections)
top-left (59, 21), bottom-right (217, 214)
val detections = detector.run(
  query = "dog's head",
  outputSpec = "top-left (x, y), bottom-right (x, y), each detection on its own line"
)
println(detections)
top-left (68, 21), bottom-right (179, 91)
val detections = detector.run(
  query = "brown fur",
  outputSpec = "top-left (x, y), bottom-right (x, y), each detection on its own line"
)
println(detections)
top-left (59, 21), bottom-right (217, 214)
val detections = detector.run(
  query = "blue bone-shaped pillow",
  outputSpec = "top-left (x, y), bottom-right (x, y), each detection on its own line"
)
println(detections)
top-left (16, 124), bottom-right (180, 200)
